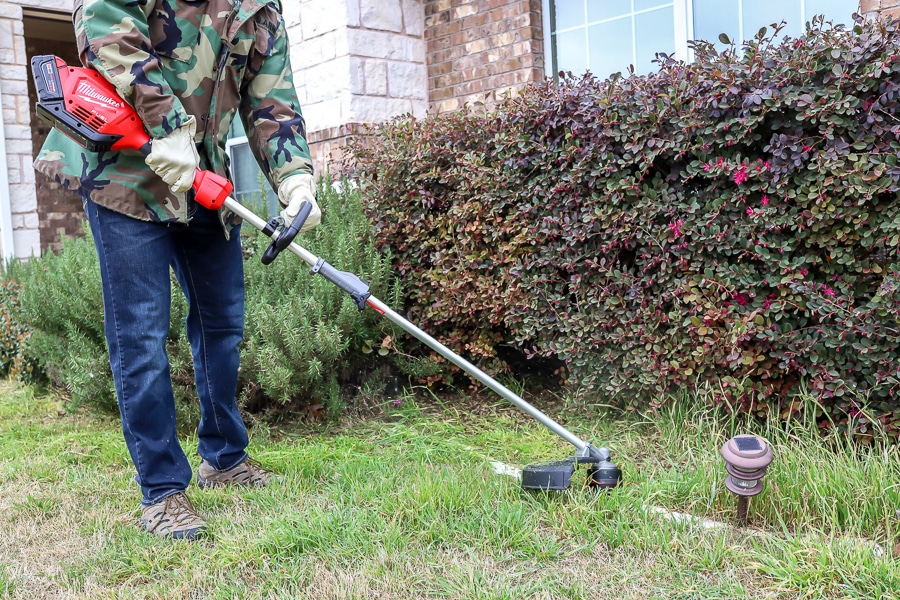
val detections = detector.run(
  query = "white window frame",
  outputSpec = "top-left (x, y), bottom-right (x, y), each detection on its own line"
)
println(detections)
top-left (225, 136), bottom-right (279, 217)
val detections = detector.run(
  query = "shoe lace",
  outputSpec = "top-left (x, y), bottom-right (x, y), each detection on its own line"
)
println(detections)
top-left (166, 492), bottom-right (196, 517)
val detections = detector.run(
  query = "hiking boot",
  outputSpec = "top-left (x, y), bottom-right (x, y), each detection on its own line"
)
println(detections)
top-left (140, 492), bottom-right (207, 540)
top-left (197, 457), bottom-right (270, 489)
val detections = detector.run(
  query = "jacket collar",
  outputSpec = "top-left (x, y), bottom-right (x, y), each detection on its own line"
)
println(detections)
top-left (225, 0), bottom-right (281, 43)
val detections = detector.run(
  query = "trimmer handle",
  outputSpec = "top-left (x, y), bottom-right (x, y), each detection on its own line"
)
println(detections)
top-left (261, 201), bottom-right (312, 265)
top-left (190, 169), bottom-right (233, 210)
top-left (30, 55), bottom-right (234, 212)
top-left (132, 145), bottom-right (233, 212)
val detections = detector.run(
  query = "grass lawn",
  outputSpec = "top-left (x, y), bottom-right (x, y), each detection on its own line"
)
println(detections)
top-left (0, 381), bottom-right (898, 599)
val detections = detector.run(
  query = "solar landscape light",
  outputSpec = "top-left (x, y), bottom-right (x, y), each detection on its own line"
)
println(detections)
top-left (720, 434), bottom-right (774, 526)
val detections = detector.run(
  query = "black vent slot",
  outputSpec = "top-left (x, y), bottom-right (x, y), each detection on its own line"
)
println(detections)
top-left (72, 105), bottom-right (106, 131)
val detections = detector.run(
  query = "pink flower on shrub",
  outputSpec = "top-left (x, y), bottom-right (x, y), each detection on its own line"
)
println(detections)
top-left (732, 293), bottom-right (748, 306)
top-left (821, 284), bottom-right (836, 297)
top-left (669, 219), bottom-right (684, 237)
top-left (704, 163), bottom-right (711, 171)
top-left (733, 167), bottom-right (749, 185)
top-left (761, 195), bottom-right (769, 206)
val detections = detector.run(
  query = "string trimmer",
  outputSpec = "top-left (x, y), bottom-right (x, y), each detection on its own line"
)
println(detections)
top-left (31, 55), bottom-right (623, 491)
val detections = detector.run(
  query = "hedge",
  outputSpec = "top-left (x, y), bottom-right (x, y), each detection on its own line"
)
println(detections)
top-left (348, 16), bottom-right (900, 437)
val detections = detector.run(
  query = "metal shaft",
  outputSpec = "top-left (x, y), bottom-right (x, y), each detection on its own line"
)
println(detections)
top-left (364, 295), bottom-right (588, 451)
top-left (736, 496), bottom-right (749, 526)
top-left (224, 196), bottom-right (591, 453)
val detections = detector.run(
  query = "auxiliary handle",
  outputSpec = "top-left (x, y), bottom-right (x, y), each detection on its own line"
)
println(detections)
top-left (260, 202), bottom-right (312, 265)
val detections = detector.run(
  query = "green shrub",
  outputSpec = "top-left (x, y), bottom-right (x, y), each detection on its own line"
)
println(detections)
top-left (7, 179), bottom-right (401, 422)
top-left (0, 280), bottom-right (39, 382)
top-left (8, 228), bottom-right (194, 417)
top-left (348, 16), bottom-right (900, 435)
top-left (240, 178), bottom-right (401, 414)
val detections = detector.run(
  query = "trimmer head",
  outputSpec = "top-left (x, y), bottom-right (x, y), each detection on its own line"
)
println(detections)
top-left (521, 446), bottom-right (622, 491)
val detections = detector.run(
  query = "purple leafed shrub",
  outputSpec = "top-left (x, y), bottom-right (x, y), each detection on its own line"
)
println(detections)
top-left (349, 16), bottom-right (900, 437)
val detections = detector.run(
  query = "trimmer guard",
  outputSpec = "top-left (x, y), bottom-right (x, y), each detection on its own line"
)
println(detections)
top-left (521, 460), bottom-right (576, 491)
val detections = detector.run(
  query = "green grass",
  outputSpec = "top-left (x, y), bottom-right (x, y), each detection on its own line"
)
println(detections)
top-left (0, 382), bottom-right (898, 599)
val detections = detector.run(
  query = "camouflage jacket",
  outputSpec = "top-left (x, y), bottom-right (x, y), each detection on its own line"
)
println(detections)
top-left (34, 0), bottom-right (313, 225)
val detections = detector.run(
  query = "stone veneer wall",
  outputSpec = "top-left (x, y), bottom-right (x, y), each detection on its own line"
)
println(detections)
top-left (0, 0), bottom-right (70, 257)
top-left (283, 0), bottom-right (427, 174)
top-left (425, 0), bottom-right (545, 114)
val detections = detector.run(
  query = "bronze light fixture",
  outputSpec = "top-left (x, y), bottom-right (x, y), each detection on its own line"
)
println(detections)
top-left (720, 434), bottom-right (774, 525)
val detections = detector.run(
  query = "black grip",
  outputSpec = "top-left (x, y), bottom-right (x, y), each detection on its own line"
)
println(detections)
top-left (310, 259), bottom-right (371, 310)
top-left (261, 201), bottom-right (313, 265)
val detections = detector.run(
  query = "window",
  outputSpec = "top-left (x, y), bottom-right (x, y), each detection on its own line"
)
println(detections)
top-left (543, 0), bottom-right (858, 78)
top-left (226, 120), bottom-right (279, 218)
top-left (692, 0), bottom-right (854, 48)
top-left (226, 138), bottom-right (280, 218)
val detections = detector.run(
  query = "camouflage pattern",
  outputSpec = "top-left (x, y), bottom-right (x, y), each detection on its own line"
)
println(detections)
top-left (34, 0), bottom-right (313, 225)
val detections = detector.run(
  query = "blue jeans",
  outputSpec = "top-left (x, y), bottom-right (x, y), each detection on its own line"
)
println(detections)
top-left (83, 198), bottom-right (249, 505)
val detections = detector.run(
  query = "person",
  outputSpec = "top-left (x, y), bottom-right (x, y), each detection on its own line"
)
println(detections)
top-left (34, 0), bottom-right (318, 540)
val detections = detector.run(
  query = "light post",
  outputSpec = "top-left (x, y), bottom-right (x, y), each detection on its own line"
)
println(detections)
top-left (720, 434), bottom-right (774, 526)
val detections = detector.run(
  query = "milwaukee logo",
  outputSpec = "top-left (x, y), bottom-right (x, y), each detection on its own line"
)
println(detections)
top-left (76, 82), bottom-right (122, 109)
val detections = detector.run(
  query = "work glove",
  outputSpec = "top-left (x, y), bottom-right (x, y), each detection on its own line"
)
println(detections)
top-left (145, 117), bottom-right (200, 194)
top-left (277, 172), bottom-right (321, 233)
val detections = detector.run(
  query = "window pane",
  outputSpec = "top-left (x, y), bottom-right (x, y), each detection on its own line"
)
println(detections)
top-left (556, 28), bottom-right (588, 74)
top-left (588, 18), bottom-right (633, 77)
top-left (693, 0), bottom-right (739, 44)
top-left (635, 0), bottom-right (671, 11)
top-left (636, 7), bottom-right (675, 73)
top-left (745, 0), bottom-right (802, 40)
top-left (229, 141), bottom-right (279, 217)
top-left (554, 0), bottom-right (585, 31)
top-left (588, 0), bottom-right (631, 22)
top-left (807, 0), bottom-right (856, 24)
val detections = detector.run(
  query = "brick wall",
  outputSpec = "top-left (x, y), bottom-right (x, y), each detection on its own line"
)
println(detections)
top-left (862, 0), bottom-right (900, 18)
top-left (425, 0), bottom-right (544, 114)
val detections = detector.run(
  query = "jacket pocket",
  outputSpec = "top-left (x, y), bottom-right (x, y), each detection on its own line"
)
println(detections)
top-left (250, 7), bottom-right (280, 68)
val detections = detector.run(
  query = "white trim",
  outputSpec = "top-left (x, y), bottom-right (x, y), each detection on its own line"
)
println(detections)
top-left (675, 0), bottom-right (691, 63)
top-left (225, 135), bottom-right (249, 163)
top-left (0, 77), bottom-right (15, 262)
top-left (542, 0), bottom-right (554, 77)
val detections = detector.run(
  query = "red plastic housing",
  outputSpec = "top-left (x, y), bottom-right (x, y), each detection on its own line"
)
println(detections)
top-left (55, 58), bottom-right (152, 153)
top-left (50, 57), bottom-right (234, 207)
top-left (192, 169), bottom-right (233, 210)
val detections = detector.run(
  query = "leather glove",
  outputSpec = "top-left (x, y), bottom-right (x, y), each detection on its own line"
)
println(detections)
top-left (145, 117), bottom-right (200, 194)
top-left (278, 173), bottom-right (321, 233)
